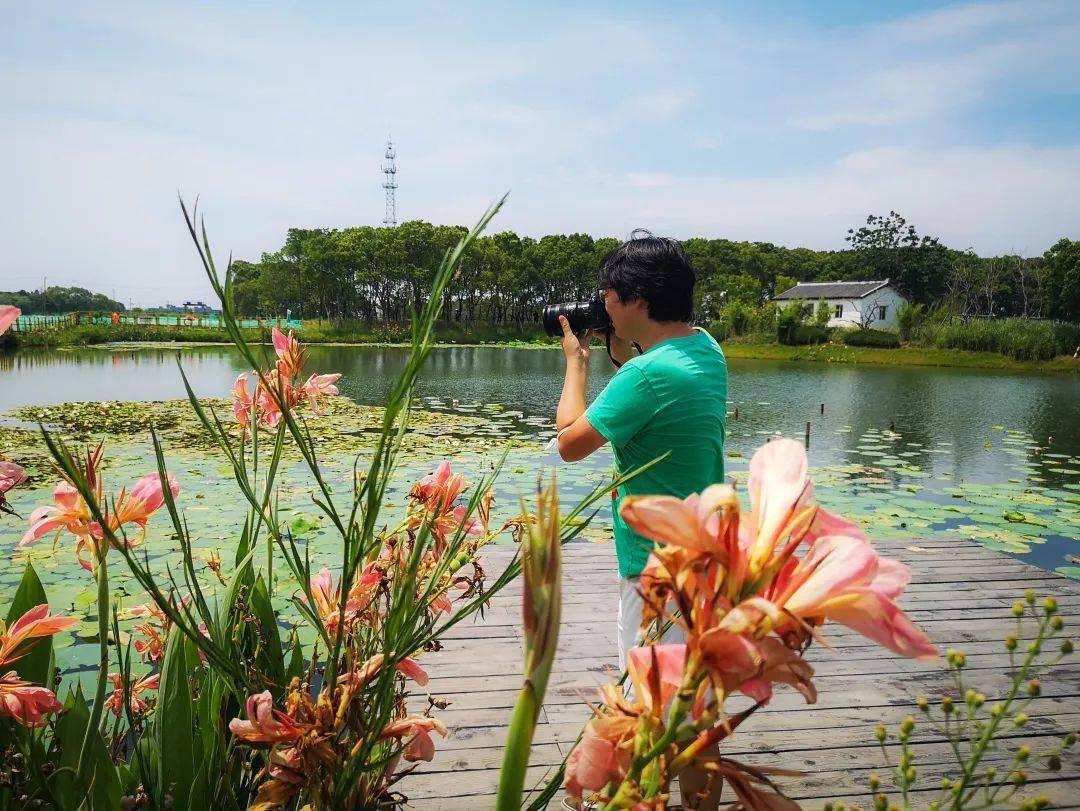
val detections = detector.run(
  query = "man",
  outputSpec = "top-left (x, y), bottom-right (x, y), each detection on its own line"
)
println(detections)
top-left (555, 232), bottom-right (728, 809)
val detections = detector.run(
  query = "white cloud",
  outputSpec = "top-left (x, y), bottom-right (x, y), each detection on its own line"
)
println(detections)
top-left (507, 144), bottom-right (1080, 255)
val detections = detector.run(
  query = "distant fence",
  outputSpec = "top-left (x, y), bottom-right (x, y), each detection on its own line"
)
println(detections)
top-left (9, 313), bottom-right (303, 334)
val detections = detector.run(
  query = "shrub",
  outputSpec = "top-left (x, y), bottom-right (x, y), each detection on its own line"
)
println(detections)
top-left (895, 302), bottom-right (925, 343)
top-left (923, 317), bottom-right (1079, 361)
top-left (782, 324), bottom-right (829, 345)
top-left (842, 328), bottom-right (901, 348)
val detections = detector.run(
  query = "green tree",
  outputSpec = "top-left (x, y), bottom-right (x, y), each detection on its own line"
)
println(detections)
top-left (1042, 238), bottom-right (1080, 322)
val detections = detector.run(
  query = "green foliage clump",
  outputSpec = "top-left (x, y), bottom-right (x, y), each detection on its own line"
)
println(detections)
top-left (895, 302), bottom-right (925, 343)
top-left (920, 317), bottom-right (1079, 361)
top-left (841, 328), bottom-right (901, 348)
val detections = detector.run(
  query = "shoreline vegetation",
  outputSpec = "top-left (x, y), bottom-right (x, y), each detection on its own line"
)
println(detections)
top-left (2, 319), bottom-right (1078, 373)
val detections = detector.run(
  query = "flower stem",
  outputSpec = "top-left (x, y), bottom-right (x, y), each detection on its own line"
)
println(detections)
top-left (76, 554), bottom-right (109, 790)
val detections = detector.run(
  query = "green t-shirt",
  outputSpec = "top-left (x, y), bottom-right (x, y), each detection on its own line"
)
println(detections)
top-left (585, 328), bottom-right (728, 578)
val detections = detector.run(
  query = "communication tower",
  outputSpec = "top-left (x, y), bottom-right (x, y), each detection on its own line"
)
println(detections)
top-left (382, 139), bottom-right (398, 226)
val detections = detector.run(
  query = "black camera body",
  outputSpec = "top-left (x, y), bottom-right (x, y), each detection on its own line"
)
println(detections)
top-left (541, 296), bottom-right (611, 337)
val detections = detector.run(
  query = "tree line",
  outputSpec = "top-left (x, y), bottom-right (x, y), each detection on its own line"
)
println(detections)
top-left (231, 211), bottom-right (1077, 326)
top-left (0, 286), bottom-right (125, 316)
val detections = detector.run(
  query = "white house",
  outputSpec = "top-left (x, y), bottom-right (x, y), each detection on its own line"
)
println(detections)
top-left (773, 279), bottom-right (908, 329)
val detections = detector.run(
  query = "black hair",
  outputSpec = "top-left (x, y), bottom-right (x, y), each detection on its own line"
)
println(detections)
top-left (597, 229), bottom-right (695, 322)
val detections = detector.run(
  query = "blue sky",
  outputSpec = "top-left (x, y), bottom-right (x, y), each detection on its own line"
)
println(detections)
top-left (2, 0), bottom-right (1078, 305)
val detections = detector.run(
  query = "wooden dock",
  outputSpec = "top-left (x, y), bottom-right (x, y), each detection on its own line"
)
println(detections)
top-left (408, 538), bottom-right (1079, 809)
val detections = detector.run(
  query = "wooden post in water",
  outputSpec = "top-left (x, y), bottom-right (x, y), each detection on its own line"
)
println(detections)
top-left (820, 403), bottom-right (824, 415)
top-left (805, 421), bottom-right (811, 448)
top-left (733, 407), bottom-right (739, 420)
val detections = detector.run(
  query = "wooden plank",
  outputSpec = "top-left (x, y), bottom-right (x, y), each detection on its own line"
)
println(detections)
top-left (406, 539), bottom-right (1079, 808)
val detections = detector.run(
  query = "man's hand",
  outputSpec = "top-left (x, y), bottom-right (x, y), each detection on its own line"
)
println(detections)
top-left (559, 315), bottom-right (591, 367)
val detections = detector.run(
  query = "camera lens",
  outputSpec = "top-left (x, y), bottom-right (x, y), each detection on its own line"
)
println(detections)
top-left (541, 298), bottom-right (609, 337)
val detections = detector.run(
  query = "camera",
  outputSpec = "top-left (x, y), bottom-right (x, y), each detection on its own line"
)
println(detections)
top-left (541, 295), bottom-right (611, 337)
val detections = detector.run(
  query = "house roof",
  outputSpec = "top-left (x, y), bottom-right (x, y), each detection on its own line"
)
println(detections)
top-left (773, 279), bottom-right (893, 300)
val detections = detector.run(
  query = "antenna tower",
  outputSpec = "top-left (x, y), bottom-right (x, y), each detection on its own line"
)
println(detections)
top-left (381, 138), bottom-right (398, 226)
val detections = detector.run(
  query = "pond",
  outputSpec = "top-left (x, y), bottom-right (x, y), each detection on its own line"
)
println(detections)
top-left (1, 343), bottom-right (1078, 678)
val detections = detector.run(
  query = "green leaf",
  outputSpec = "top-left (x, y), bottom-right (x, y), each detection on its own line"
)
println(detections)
top-left (4, 561), bottom-right (56, 687)
top-left (286, 631), bottom-right (306, 682)
top-left (52, 686), bottom-right (121, 811)
top-left (156, 629), bottom-right (197, 808)
top-left (250, 575), bottom-right (286, 691)
top-left (288, 515), bottom-right (319, 536)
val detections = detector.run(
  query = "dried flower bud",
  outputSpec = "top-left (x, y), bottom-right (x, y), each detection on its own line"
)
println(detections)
top-left (990, 703), bottom-right (1005, 717)
top-left (1062, 639), bottom-right (1074, 655)
top-left (985, 766), bottom-right (997, 779)
top-left (1047, 754), bottom-right (1061, 772)
top-left (901, 716), bottom-right (915, 734)
top-left (875, 724), bottom-right (887, 743)
top-left (1043, 597), bottom-right (1057, 615)
top-left (1025, 590), bottom-right (1035, 604)
top-left (873, 793), bottom-right (887, 811)
top-left (953, 652), bottom-right (966, 669)
top-left (1064, 732), bottom-right (1076, 748)
top-left (905, 766), bottom-right (917, 782)
top-left (1005, 634), bottom-right (1018, 651)
top-left (917, 695), bottom-right (929, 712)
top-left (1027, 679), bottom-right (1041, 697)
top-left (964, 688), bottom-right (977, 706)
top-left (1013, 768), bottom-right (1028, 786)
top-left (941, 696), bottom-right (954, 714)
top-left (1050, 615), bottom-right (1064, 631)
top-left (1012, 601), bottom-right (1025, 617)
top-left (869, 774), bottom-right (880, 791)
top-left (1014, 712), bottom-right (1029, 727)
top-left (973, 692), bottom-right (986, 707)
top-left (1017, 745), bottom-right (1031, 760)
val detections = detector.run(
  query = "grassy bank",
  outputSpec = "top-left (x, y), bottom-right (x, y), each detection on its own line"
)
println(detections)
top-left (5, 320), bottom-right (1077, 373)
top-left (2, 320), bottom-right (554, 349)
top-left (721, 341), bottom-right (1079, 373)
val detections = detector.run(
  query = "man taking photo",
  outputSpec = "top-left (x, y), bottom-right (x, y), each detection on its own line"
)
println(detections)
top-left (555, 231), bottom-right (728, 809)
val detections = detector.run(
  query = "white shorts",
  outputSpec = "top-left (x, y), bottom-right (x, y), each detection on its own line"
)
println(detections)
top-left (617, 576), bottom-right (686, 672)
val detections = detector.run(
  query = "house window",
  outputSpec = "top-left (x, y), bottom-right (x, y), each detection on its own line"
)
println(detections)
top-left (877, 305), bottom-right (887, 320)
top-left (833, 304), bottom-right (844, 319)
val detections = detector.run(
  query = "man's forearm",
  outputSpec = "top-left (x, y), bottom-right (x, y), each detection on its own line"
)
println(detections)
top-left (556, 360), bottom-right (588, 431)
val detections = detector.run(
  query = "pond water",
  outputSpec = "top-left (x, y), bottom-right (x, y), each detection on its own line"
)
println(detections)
top-left (0, 343), bottom-right (1078, 678)
top-left (2, 343), bottom-right (1080, 570)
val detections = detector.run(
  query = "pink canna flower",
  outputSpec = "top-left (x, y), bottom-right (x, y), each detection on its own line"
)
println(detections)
top-left (565, 705), bottom-right (639, 802)
top-left (773, 534), bottom-right (938, 660)
top-left (379, 715), bottom-right (448, 762)
top-left (619, 484), bottom-right (738, 559)
top-left (300, 373), bottom-right (341, 414)
top-left (19, 448), bottom-right (179, 571)
top-left (21, 480), bottom-right (97, 552)
top-left (0, 604), bottom-right (79, 668)
top-left (0, 672), bottom-right (63, 727)
top-left (229, 690), bottom-right (312, 744)
top-left (410, 461), bottom-right (468, 515)
top-left (342, 654), bottom-right (430, 691)
top-left (305, 564), bottom-right (381, 635)
top-left (0, 305), bottom-right (19, 336)
top-left (112, 473), bottom-right (179, 530)
top-left (104, 672), bottom-right (160, 717)
top-left (625, 644), bottom-right (687, 717)
top-left (0, 460), bottom-right (28, 518)
top-left (742, 438), bottom-right (813, 572)
top-left (232, 374), bottom-right (253, 431)
top-left (272, 327), bottom-right (305, 379)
